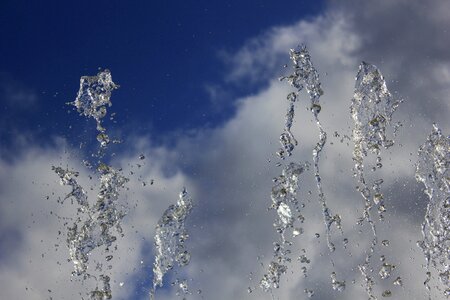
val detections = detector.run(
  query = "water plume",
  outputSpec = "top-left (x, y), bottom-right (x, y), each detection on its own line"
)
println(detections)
top-left (69, 69), bottom-right (119, 148)
top-left (261, 45), bottom-right (345, 295)
top-left (260, 162), bottom-right (308, 292)
top-left (350, 62), bottom-right (401, 299)
top-left (151, 188), bottom-right (194, 299)
top-left (416, 124), bottom-right (449, 297)
top-left (54, 70), bottom-right (128, 299)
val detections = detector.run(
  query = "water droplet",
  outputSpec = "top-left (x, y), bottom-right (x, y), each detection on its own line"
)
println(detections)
top-left (293, 227), bottom-right (303, 237)
top-left (379, 263), bottom-right (395, 279)
top-left (331, 272), bottom-right (346, 292)
top-left (304, 289), bottom-right (314, 298)
top-left (310, 103), bottom-right (321, 114)
top-left (393, 277), bottom-right (402, 286)
top-left (343, 238), bottom-right (349, 248)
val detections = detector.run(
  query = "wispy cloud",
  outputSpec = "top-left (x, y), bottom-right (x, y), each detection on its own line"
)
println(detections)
top-left (0, 72), bottom-right (37, 109)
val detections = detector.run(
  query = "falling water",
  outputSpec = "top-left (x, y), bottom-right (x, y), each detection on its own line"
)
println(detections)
top-left (45, 50), bottom-right (450, 300)
top-left (277, 91), bottom-right (298, 159)
top-left (260, 162), bottom-right (308, 292)
top-left (260, 46), bottom-right (312, 293)
top-left (416, 124), bottom-right (449, 297)
top-left (53, 70), bottom-right (128, 299)
top-left (261, 45), bottom-right (345, 294)
top-left (350, 62), bottom-right (401, 298)
top-left (286, 46), bottom-right (342, 254)
top-left (151, 188), bottom-right (194, 299)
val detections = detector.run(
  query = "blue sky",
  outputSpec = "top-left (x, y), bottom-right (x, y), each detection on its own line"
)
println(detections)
top-left (0, 0), bottom-right (323, 148)
top-left (0, 1), bottom-right (449, 299)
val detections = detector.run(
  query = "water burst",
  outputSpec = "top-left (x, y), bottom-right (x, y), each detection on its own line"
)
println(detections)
top-left (151, 188), bottom-right (194, 299)
top-left (416, 124), bottom-right (449, 297)
top-left (53, 167), bottom-right (88, 210)
top-left (350, 62), bottom-right (401, 298)
top-left (261, 45), bottom-right (344, 294)
top-left (54, 163), bottom-right (128, 299)
top-left (285, 46), bottom-right (342, 253)
top-left (54, 70), bottom-right (128, 299)
top-left (260, 162), bottom-right (308, 292)
top-left (69, 69), bottom-right (119, 148)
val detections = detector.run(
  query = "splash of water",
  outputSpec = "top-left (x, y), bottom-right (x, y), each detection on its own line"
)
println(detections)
top-left (54, 70), bottom-right (128, 299)
top-left (53, 166), bottom-right (91, 276)
top-left (350, 62), bottom-right (401, 298)
top-left (260, 162), bottom-right (308, 292)
top-left (69, 69), bottom-right (119, 148)
top-left (416, 124), bottom-right (449, 297)
top-left (53, 167), bottom-right (89, 210)
top-left (287, 46), bottom-right (342, 253)
top-left (277, 91), bottom-right (298, 159)
top-left (54, 163), bottom-right (128, 299)
top-left (261, 46), bottom-right (347, 294)
top-left (151, 188), bottom-right (194, 299)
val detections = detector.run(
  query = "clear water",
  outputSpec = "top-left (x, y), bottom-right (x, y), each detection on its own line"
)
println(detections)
top-left (51, 51), bottom-right (450, 300)
top-left (54, 70), bottom-right (128, 299)
top-left (151, 188), bottom-right (194, 299)
top-left (416, 124), bottom-right (449, 297)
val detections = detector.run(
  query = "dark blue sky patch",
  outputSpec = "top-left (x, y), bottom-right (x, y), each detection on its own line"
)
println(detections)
top-left (0, 0), bottom-right (324, 150)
